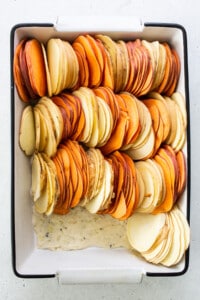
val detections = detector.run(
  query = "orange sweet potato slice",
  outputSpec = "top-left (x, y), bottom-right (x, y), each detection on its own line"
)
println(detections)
top-left (123, 152), bottom-right (138, 211)
top-left (63, 143), bottom-right (83, 208)
top-left (100, 109), bottom-right (127, 155)
top-left (74, 35), bottom-right (101, 87)
top-left (58, 147), bottom-right (73, 213)
top-left (139, 47), bottom-right (154, 96)
top-left (176, 150), bottom-right (187, 198)
top-left (118, 152), bottom-right (136, 220)
top-left (165, 49), bottom-right (181, 96)
top-left (78, 145), bottom-right (90, 197)
top-left (61, 94), bottom-right (80, 136)
top-left (133, 45), bottom-right (148, 96)
top-left (19, 45), bottom-right (37, 99)
top-left (64, 94), bottom-right (85, 141)
top-left (108, 152), bottom-right (126, 217)
top-left (163, 145), bottom-right (179, 202)
top-left (153, 146), bottom-right (177, 213)
top-left (120, 93), bottom-right (141, 145)
top-left (86, 35), bottom-right (104, 73)
top-left (73, 42), bottom-right (89, 87)
top-left (25, 39), bottom-right (47, 97)
top-left (110, 192), bottom-right (127, 219)
top-left (53, 149), bottom-right (69, 214)
top-left (163, 50), bottom-right (176, 96)
top-left (13, 39), bottom-right (30, 102)
top-left (142, 99), bottom-right (164, 155)
top-left (57, 105), bottom-right (69, 141)
top-left (52, 95), bottom-right (73, 137)
top-left (152, 153), bottom-right (173, 214)
top-left (125, 40), bottom-right (141, 92)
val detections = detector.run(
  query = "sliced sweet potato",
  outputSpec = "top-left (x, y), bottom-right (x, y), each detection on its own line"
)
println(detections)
top-left (125, 40), bottom-right (141, 92)
top-left (73, 42), bottom-right (89, 87)
top-left (119, 93), bottom-right (140, 145)
top-left (100, 110), bottom-right (127, 155)
top-left (74, 35), bottom-right (101, 87)
top-left (13, 39), bottom-right (30, 102)
top-left (176, 150), bottom-right (187, 198)
top-left (86, 35), bottom-right (104, 73)
top-left (165, 49), bottom-right (181, 96)
top-left (119, 153), bottom-right (136, 220)
top-left (153, 147), bottom-right (175, 213)
top-left (25, 39), bottom-right (47, 97)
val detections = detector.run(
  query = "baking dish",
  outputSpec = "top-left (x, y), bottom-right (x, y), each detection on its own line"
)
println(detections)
top-left (10, 17), bottom-right (190, 282)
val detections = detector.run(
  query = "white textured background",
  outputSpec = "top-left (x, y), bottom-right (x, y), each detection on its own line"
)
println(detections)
top-left (0, 0), bottom-right (199, 299)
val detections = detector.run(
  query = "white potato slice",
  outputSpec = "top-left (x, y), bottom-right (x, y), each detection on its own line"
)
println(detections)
top-left (142, 239), bottom-right (166, 263)
top-left (85, 89), bottom-right (99, 147)
top-left (164, 96), bottom-right (177, 145)
top-left (33, 106), bottom-right (40, 151)
top-left (127, 212), bottom-right (166, 252)
top-left (174, 206), bottom-right (190, 250)
top-left (34, 154), bottom-right (58, 216)
top-left (64, 41), bottom-right (79, 89)
top-left (135, 161), bottom-right (155, 213)
top-left (39, 97), bottom-right (63, 144)
top-left (34, 107), bottom-right (47, 152)
top-left (171, 209), bottom-right (186, 265)
top-left (86, 162), bottom-right (106, 213)
top-left (31, 154), bottom-right (45, 202)
top-left (161, 211), bottom-right (181, 267)
top-left (145, 159), bottom-right (164, 208)
top-left (142, 40), bottom-right (156, 77)
top-left (47, 38), bottom-right (60, 95)
top-left (153, 214), bottom-right (173, 264)
top-left (54, 39), bottom-right (65, 95)
top-left (151, 43), bottom-right (166, 90)
top-left (36, 103), bottom-right (57, 157)
top-left (126, 128), bottom-right (155, 161)
top-left (96, 35), bottom-right (117, 84)
top-left (97, 96), bottom-right (113, 147)
top-left (171, 92), bottom-right (187, 128)
top-left (73, 88), bottom-right (93, 143)
top-left (19, 105), bottom-right (36, 156)
top-left (44, 163), bottom-right (56, 216)
top-left (38, 109), bottom-right (48, 152)
top-left (131, 99), bottom-right (152, 148)
top-left (171, 103), bottom-right (186, 151)
top-left (99, 160), bottom-right (114, 210)
top-left (34, 161), bottom-right (49, 214)
top-left (41, 43), bottom-right (52, 97)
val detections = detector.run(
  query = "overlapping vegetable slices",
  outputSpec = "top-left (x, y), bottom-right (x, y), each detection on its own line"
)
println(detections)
top-left (14, 33), bottom-right (189, 268)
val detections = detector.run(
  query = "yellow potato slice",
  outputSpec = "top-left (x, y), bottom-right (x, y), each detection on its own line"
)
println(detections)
top-left (73, 88), bottom-right (94, 143)
top-left (47, 38), bottom-right (60, 95)
top-left (127, 212), bottom-right (166, 252)
top-left (161, 210), bottom-right (181, 267)
top-left (31, 153), bottom-right (45, 202)
top-left (135, 161), bottom-right (156, 213)
top-left (19, 105), bottom-right (36, 156)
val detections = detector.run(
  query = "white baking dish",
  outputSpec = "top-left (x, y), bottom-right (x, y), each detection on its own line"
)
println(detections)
top-left (11, 17), bottom-right (190, 283)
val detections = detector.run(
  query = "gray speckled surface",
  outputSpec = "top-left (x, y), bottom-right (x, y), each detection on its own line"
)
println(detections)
top-left (1, 0), bottom-right (200, 299)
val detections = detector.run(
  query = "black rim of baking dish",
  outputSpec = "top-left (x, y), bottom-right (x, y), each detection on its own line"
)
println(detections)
top-left (10, 22), bottom-right (190, 279)
top-left (10, 22), bottom-right (55, 279)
